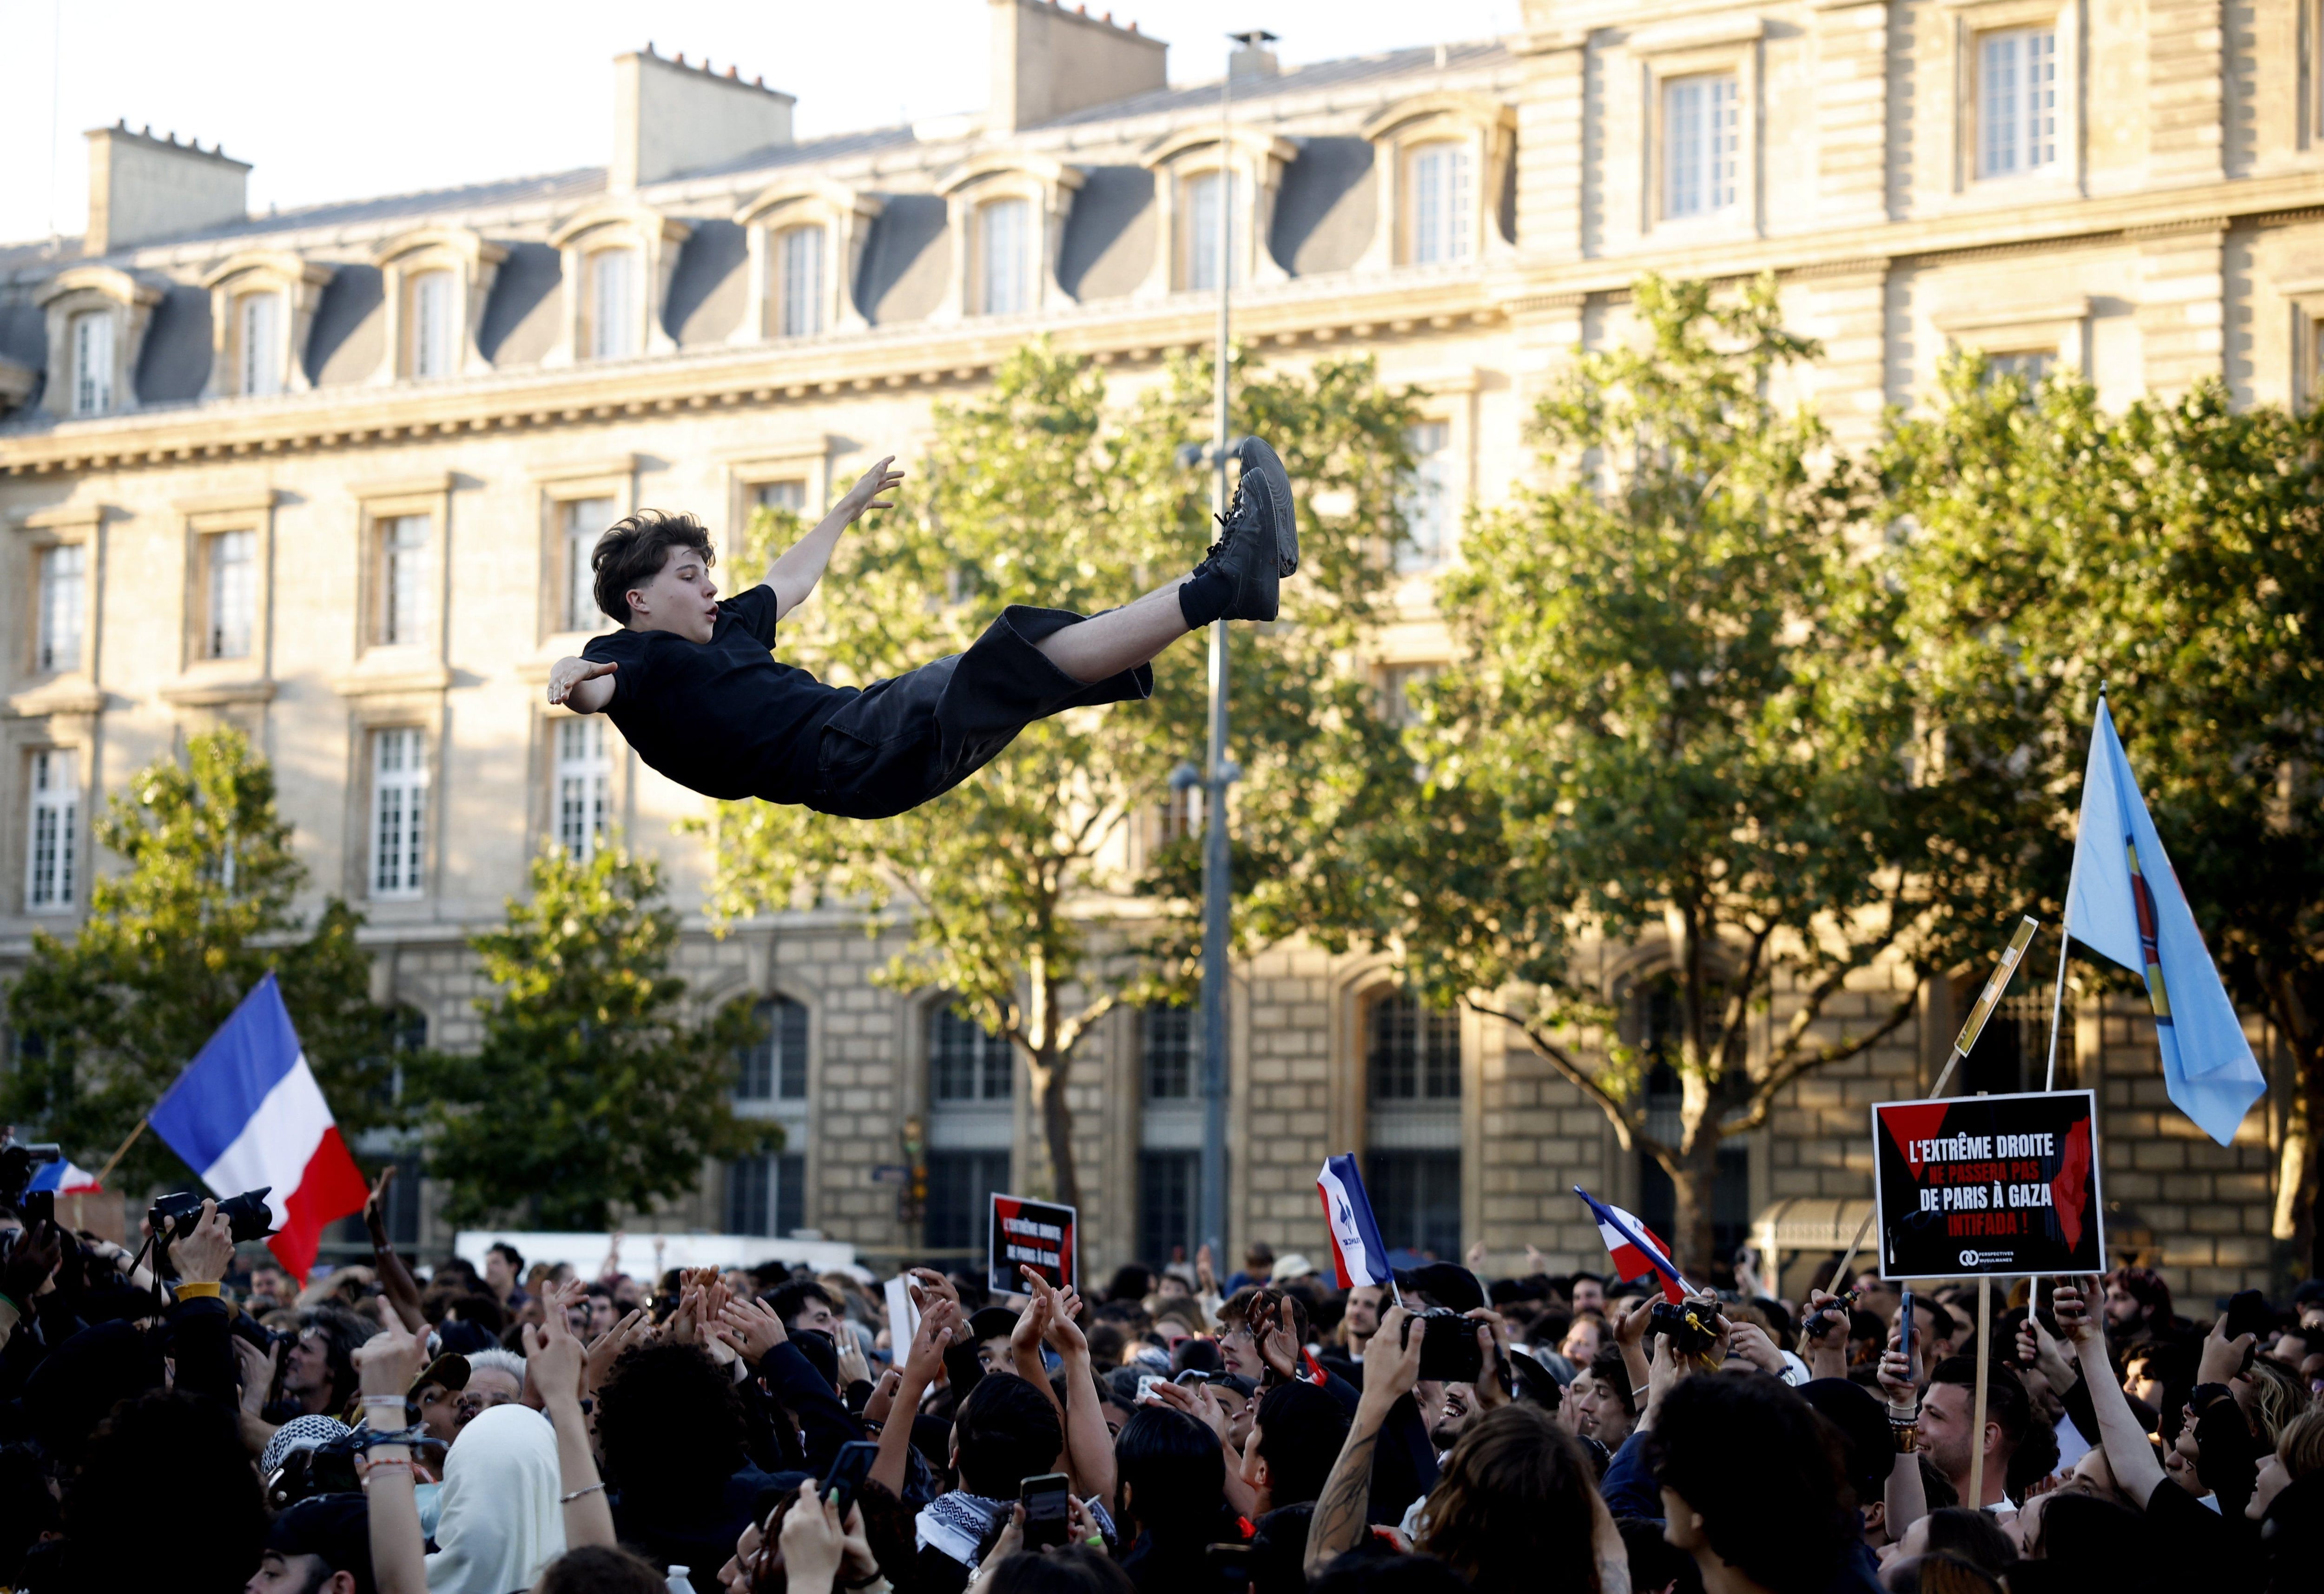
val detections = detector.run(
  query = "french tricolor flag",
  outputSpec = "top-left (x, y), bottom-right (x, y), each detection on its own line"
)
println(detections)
top-left (28, 1159), bottom-right (103, 1195)
top-left (1317, 1154), bottom-right (1392, 1290)
top-left (148, 974), bottom-right (370, 1282)
top-left (1574, 1186), bottom-right (1698, 1305)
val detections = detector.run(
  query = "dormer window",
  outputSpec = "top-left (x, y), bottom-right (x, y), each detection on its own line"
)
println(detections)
top-left (409, 270), bottom-right (455, 379)
top-left (776, 225), bottom-right (825, 337)
top-left (1184, 171), bottom-right (1243, 292)
top-left (588, 247), bottom-right (640, 360)
top-left (978, 198), bottom-right (1032, 316)
top-left (1662, 74), bottom-right (1740, 219)
top-left (1407, 143), bottom-right (1474, 264)
top-left (236, 292), bottom-right (284, 397)
top-left (70, 312), bottom-right (113, 416)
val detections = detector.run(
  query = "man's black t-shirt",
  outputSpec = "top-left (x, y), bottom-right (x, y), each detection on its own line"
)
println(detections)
top-left (580, 585), bottom-right (847, 803)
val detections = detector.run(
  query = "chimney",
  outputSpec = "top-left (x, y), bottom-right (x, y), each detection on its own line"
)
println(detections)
top-left (83, 122), bottom-right (251, 256)
top-left (1229, 35), bottom-right (1281, 80)
top-left (988, 0), bottom-right (1168, 134)
top-left (612, 46), bottom-right (795, 191)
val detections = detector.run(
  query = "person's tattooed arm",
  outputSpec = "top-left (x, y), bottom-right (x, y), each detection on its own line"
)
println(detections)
top-left (1304, 1303), bottom-right (1425, 1573)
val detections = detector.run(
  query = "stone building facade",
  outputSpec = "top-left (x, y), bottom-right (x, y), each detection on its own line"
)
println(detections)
top-left (0, 0), bottom-right (2301, 1293)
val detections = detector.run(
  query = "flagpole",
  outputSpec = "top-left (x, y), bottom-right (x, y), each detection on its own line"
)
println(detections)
top-left (90, 1118), bottom-right (147, 1189)
top-left (2041, 934), bottom-right (2071, 1092)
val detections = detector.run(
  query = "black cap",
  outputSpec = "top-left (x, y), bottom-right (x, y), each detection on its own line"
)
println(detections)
top-left (1393, 1263), bottom-right (1485, 1314)
top-left (266, 1493), bottom-right (374, 1594)
top-left (967, 1307), bottom-right (1020, 1343)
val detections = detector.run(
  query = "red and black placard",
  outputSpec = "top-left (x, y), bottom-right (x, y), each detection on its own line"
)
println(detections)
top-left (987, 1193), bottom-right (1078, 1296)
top-left (1871, 1089), bottom-right (2104, 1279)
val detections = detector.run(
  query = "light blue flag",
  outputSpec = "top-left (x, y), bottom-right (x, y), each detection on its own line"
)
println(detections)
top-left (2062, 698), bottom-right (2266, 1145)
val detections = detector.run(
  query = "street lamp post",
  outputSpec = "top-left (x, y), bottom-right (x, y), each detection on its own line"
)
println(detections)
top-left (1194, 27), bottom-right (1277, 1277)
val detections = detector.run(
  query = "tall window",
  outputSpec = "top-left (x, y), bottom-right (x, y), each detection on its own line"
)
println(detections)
top-left (1399, 421), bottom-right (1453, 571)
top-left (776, 225), bottom-right (825, 338)
top-left (589, 247), bottom-right (639, 360)
top-left (36, 544), bottom-right (85, 674)
top-left (755, 480), bottom-right (806, 514)
top-left (1366, 1150), bottom-right (1462, 1258)
top-left (370, 728), bottom-right (428, 899)
top-left (1368, 991), bottom-right (1461, 1102)
top-left (376, 514), bottom-right (429, 646)
top-left (738, 995), bottom-right (810, 1102)
top-left (238, 292), bottom-right (284, 398)
top-left (561, 497), bottom-right (612, 632)
top-left (1139, 1151), bottom-right (1200, 1266)
top-left (1982, 349), bottom-right (2056, 391)
top-left (728, 1153), bottom-right (805, 1238)
top-left (1979, 28), bottom-right (2058, 178)
top-left (555, 716), bottom-right (610, 863)
top-left (1662, 74), bottom-right (1740, 219)
top-left (409, 269), bottom-right (455, 379)
top-left (925, 1150), bottom-right (1012, 1250)
top-left (204, 530), bottom-right (255, 660)
top-left (1408, 143), bottom-right (1473, 264)
top-left (930, 1006), bottom-right (1012, 1101)
top-left (71, 311), bottom-right (113, 416)
top-left (1186, 170), bottom-right (1244, 292)
top-left (978, 198), bottom-right (1031, 316)
top-left (1142, 1005), bottom-right (1194, 1101)
top-left (24, 750), bottom-right (76, 913)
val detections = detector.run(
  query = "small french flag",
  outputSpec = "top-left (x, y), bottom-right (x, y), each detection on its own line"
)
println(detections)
top-left (27, 1159), bottom-right (103, 1195)
top-left (1574, 1186), bottom-right (1698, 1305)
top-left (1317, 1154), bottom-right (1392, 1290)
top-left (149, 975), bottom-right (371, 1282)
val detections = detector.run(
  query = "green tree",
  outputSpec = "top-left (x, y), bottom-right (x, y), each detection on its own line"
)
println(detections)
top-left (410, 840), bottom-right (768, 1230)
top-left (702, 341), bottom-right (1414, 1205)
top-left (1370, 277), bottom-right (1979, 1276)
top-left (3, 729), bottom-right (389, 1194)
top-left (1886, 366), bottom-right (2324, 1277)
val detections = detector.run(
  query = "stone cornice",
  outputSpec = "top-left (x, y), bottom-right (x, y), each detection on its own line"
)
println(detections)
top-left (13, 166), bottom-right (2324, 477)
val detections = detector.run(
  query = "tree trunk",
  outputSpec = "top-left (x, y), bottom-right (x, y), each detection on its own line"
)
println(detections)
top-left (2276, 1043), bottom-right (2324, 1280)
top-left (1035, 1054), bottom-right (1082, 1211)
top-left (1668, 1137), bottom-right (1723, 1283)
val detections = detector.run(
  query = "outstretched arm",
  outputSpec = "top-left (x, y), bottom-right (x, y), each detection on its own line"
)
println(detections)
top-left (766, 458), bottom-right (905, 621)
top-left (547, 657), bottom-right (617, 714)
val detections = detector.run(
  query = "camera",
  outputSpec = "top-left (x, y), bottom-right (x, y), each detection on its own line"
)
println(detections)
top-left (264, 1431), bottom-right (365, 1510)
top-left (148, 1187), bottom-right (276, 1253)
top-left (1648, 1299), bottom-right (1720, 1360)
top-left (1401, 1308), bottom-right (1486, 1384)
top-left (0, 1135), bottom-right (63, 1228)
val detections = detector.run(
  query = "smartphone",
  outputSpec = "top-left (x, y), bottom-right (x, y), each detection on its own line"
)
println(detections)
top-left (2225, 1289), bottom-right (2271, 1344)
top-left (822, 1440), bottom-right (878, 1516)
top-left (1019, 1472), bottom-right (1072, 1551)
top-left (1900, 1290), bottom-right (1915, 1370)
top-left (1135, 1373), bottom-right (1162, 1403)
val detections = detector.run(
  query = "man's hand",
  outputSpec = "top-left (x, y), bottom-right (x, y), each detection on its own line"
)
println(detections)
top-left (0, 1220), bottom-right (63, 1305)
top-left (2197, 1310), bottom-right (2255, 1388)
top-left (904, 1298), bottom-right (961, 1387)
top-left (234, 1336), bottom-right (281, 1417)
top-left (1876, 1347), bottom-right (1918, 1410)
top-left (834, 1332), bottom-right (871, 1389)
top-left (2051, 1277), bottom-right (2105, 1360)
top-left (586, 1308), bottom-right (654, 1395)
top-left (352, 1313), bottom-right (429, 1399)
top-left (1011, 1283), bottom-right (1053, 1364)
top-left (1362, 1304), bottom-right (1426, 1406)
top-left (835, 457), bottom-right (905, 521)
top-left (1258, 1298), bottom-right (1302, 1384)
top-left (907, 1267), bottom-right (960, 1313)
top-left (716, 1297), bottom-right (790, 1363)
top-left (523, 1314), bottom-right (587, 1410)
top-left (1467, 1309), bottom-right (1512, 1411)
top-left (1726, 1321), bottom-right (1788, 1377)
top-left (1802, 1291), bottom-right (1852, 1354)
top-left (168, 1200), bottom-right (235, 1285)
top-left (1146, 1378), bottom-right (1230, 1447)
top-left (2018, 1313), bottom-right (2075, 1394)
top-left (546, 656), bottom-right (616, 709)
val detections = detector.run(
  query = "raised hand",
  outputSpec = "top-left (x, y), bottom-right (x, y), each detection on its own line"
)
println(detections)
top-left (1362, 1304), bottom-right (1426, 1405)
top-left (353, 1312), bottom-right (429, 1399)
top-left (837, 457), bottom-right (905, 520)
top-left (363, 1166), bottom-right (397, 1248)
top-left (586, 1307), bottom-right (654, 1395)
top-left (1146, 1377), bottom-right (1230, 1446)
top-left (523, 1313), bottom-right (587, 1409)
top-left (908, 1267), bottom-right (960, 1312)
top-left (2050, 1278), bottom-right (2104, 1358)
top-left (234, 1335), bottom-right (281, 1417)
top-left (779, 1480), bottom-right (850, 1589)
top-left (1467, 1308), bottom-right (1512, 1410)
top-left (716, 1297), bottom-right (790, 1363)
top-left (2197, 1308), bottom-right (2256, 1388)
top-left (1726, 1320), bottom-right (1787, 1376)
top-left (0, 1219), bottom-right (63, 1304)
top-left (1258, 1298), bottom-right (1302, 1383)
top-left (905, 1298), bottom-right (962, 1386)
top-left (167, 1201), bottom-right (235, 1285)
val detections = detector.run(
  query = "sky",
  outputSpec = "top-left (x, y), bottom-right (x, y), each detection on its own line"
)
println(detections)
top-left (0, 0), bottom-right (1524, 246)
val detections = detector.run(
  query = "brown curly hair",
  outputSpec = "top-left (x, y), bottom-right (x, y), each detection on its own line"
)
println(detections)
top-left (1416, 1403), bottom-right (1601, 1594)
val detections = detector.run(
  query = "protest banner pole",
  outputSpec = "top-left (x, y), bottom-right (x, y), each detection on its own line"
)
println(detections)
top-left (1968, 1273), bottom-right (1993, 1507)
top-left (2041, 933), bottom-right (2071, 1092)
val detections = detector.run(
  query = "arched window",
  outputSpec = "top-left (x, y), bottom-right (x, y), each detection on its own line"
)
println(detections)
top-left (775, 224), bottom-right (826, 337)
top-left (738, 995), bottom-right (810, 1102)
top-left (930, 1005), bottom-right (1012, 1101)
top-left (977, 198), bottom-right (1031, 316)
top-left (1406, 142), bottom-right (1474, 264)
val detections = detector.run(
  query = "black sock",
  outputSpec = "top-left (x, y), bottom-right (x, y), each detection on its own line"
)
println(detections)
top-left (1177, 565), bottom-right (1232, 629)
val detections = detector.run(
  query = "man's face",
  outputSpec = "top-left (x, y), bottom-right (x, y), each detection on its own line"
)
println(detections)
top-left (588, 1294), bottom-right (619, 1337)
top-left (1917, 1381), bottom-right (1981, 1481)
top-left (251, 1267), bottom-right (289, 1301)
top-left (2104, 1281), bottom-right (2144, 1331)
top-left (246, 1551), bottom-right (341, 1594)
top-left (975, 1334), bottom-right (1011, 1374)
top-left (456, 1367), bottom-right (524, 1430)
top-left (284, 1331), bottom-right (330, 1394)
top-left (1431, 1384), bottom-right (1473, 1450)
top-left (416, 1380), bottom-right (462, 1444)
top-left (1560, 1318), bottom-right (1605, 1365)
top-left (484, 1253), bottom-right (515, 1293)
top-left (2124, 1356), bottom-right (2163, 1408)
top-left (1344, 1286), bottom-right (1383, 1341)
top-left (789, 1296), bottom-right (841, 1337)
top-left (628, 543), bottom-right (720, 642)
top-left (1219, 1321), bottom-right (1264, 1382)
top-left (1216, 1384), bottom-right (1255, 1451)
top-left (1568, 1370), bottom-right (1615, 1441)
top-left (613, 1276), bottom-right (645, 1309)
top-left (1570, 1279), bottom-right (1605, 1314)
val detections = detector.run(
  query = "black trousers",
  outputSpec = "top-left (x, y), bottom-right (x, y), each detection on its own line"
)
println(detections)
top-left (805, 605), bottom-right (1152, 821)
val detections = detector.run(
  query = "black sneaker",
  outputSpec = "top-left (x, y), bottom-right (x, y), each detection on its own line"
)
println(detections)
top-left (1190, 437), bottom-right (1299, 622)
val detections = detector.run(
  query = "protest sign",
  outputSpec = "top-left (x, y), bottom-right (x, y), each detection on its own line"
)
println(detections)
top-left (1871, 1089), bottom-right (2103, 1279)
top-left (988, 1193), bottom-right (1077, 1295)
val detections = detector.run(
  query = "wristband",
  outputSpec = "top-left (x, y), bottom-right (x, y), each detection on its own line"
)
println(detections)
top-left (561, 1482), bottom-right (607, 1504)
top-left (1631, 1384), bottom-right (1651, 1401)
top-left (1892, 1425), bottom-right (1918, 1454)
top-left (174, 1281), bottom-right (222, 1299)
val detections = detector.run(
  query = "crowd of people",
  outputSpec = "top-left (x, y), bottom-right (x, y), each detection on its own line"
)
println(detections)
top-left (0, 1179), bottom-right (2319, 1594)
